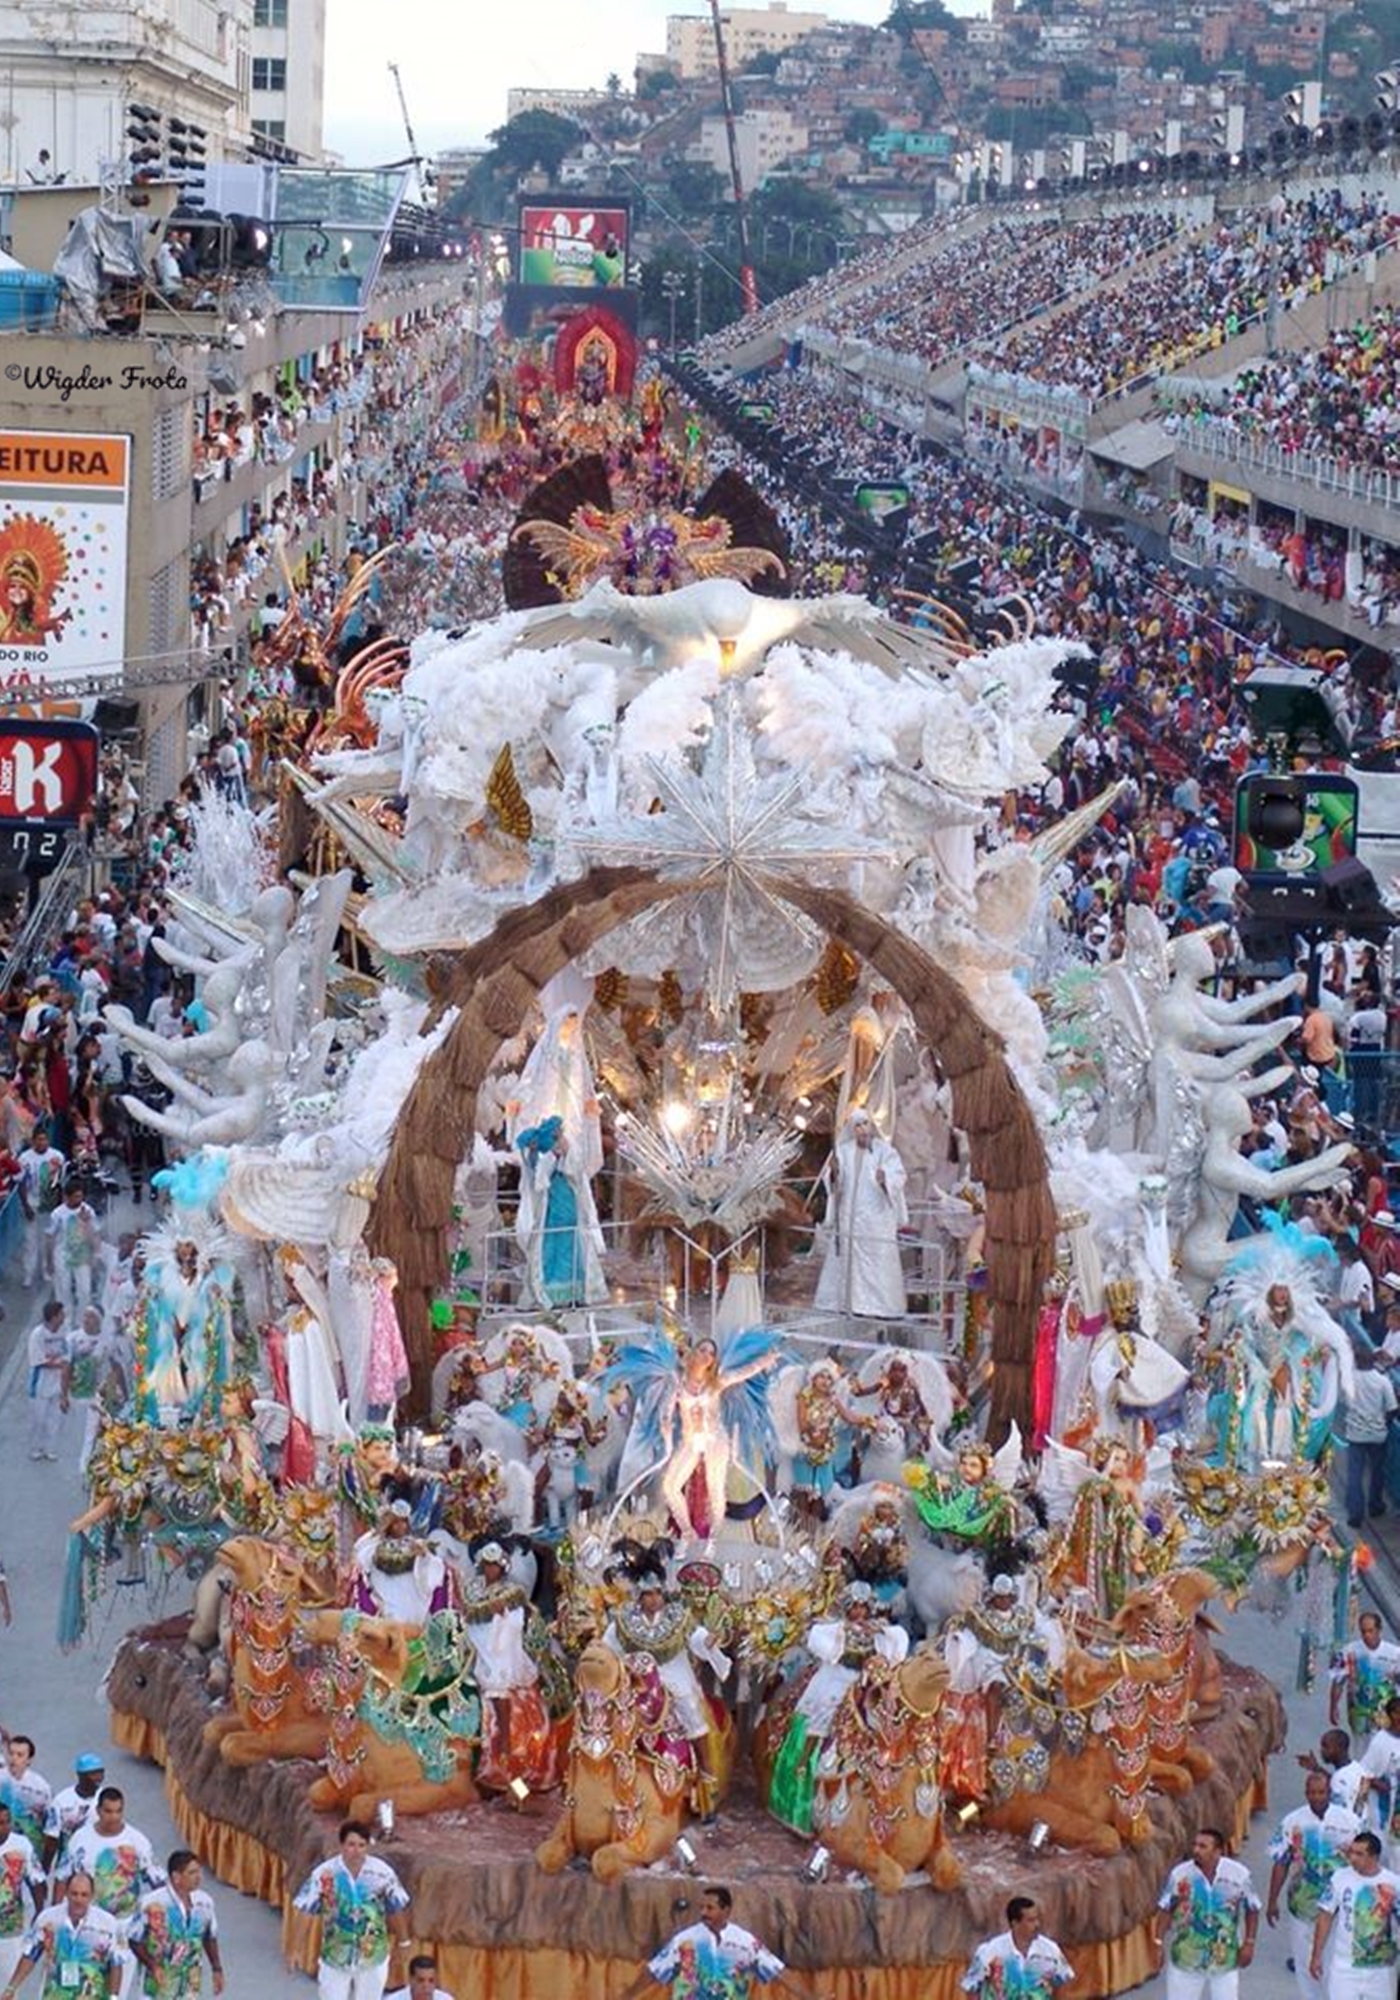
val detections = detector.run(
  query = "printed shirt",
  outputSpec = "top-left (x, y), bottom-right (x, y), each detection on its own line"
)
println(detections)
top-left (1156, 1857), bottom-right (1260, 1971)
top-left (44, 1787), bottom-right (96, 1867)
top-left (47, 1206), bottom-right (97, 1268)
top-left (0, 1766), bottom-right (52, 1853)
top-left (961, 1929), bottom-right (1075, 1997)
top-left (1335, 1640), bottom-right (1400, 1734)
top-left (21, 1903), bottom-right (122, 2000)
top-left (0, 1833), bottom-right (44, 1939)
top-left (647, 1920), bottom-right (785, 1999)
top-left (1269, 1803), bottom-right (1362, 1920)
top-left (292, 1855), bottom-right (410, 1969)
top-left (128, 1884), bottom-right (218, 2000)
top-left (1319, 1864), bottom-right (1400, 1969)
top-left (1360, 1727), bottom-right (1400, 1835)
top-left (58, 1824), bottom-right (164, 1922)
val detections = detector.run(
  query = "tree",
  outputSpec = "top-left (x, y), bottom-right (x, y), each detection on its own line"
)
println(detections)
top-left (844, 107), bottom-right (885, 146)
top-left (744, 49), bottom-right (781, 76)
top-left (663, 157), bottom-right (726, 220)
top-left (605, 71), bottom-right (622, 98)
top-left (884, 1), bottom-right (965, 42)
top-left (483, 109), bottom-right (583, 182)
top-left (639, 67), bottom-right (680, 99)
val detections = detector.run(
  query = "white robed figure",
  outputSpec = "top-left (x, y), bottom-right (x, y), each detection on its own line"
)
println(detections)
top-left (508, 1003), bottom-right (606, 1308)
top-left (815, 1109), bottom-right (908, 1318)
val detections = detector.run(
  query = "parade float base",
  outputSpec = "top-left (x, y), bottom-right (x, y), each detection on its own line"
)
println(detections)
top-left (108, 1621), bottom-right (1285, 2000)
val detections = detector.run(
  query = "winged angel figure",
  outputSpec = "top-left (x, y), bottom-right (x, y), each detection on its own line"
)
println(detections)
top-left (1050, 908), bottom-right (1300, 1199)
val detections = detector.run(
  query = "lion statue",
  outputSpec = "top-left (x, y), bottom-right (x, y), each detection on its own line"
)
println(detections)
top-left (299, 1608), bottom-right (482, 1821)
top-left (810, 1650), bottom-right (960, 1894)
top-left (536, 1642), bottom-right (694, 1883)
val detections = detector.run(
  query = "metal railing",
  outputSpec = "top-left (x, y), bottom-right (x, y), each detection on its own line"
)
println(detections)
top-left (1174, 417), bottom-right (1400, 510)
top-left (474, 1205), bottom-right (970, 1357)
top-left (0, 840), bottom-right (88, 996)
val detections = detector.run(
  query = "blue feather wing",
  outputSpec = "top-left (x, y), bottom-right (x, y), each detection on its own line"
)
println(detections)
top-left (718, 1325), bottom-right (788, 1471)
top-left (603, 1330), bottom-right (681, 1495)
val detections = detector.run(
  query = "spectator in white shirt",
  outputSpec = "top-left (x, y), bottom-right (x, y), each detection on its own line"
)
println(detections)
top-left (1342, 1351), bottom-right (1397, 1530)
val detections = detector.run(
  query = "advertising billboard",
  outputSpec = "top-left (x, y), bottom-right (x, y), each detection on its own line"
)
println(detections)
top-left (517, 202), bottom-right (629, 290)
top-left (0, 715), bottom-right (99, 872)
top-left (0, 430), bottom-right (130, 689)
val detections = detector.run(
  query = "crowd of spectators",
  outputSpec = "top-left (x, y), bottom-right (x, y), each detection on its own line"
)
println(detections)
top-left (806, 210), bottom-right (1184, 370)
top-left (980, 186), bottom-right (1398, 403)
top-left (1164, 305), bottom-right (1400, 475)
top-left (689, 349), bottom-right (1400, 979)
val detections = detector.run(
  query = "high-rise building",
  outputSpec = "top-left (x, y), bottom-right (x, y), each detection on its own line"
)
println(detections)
top-left (251, 0), bottom-right (328, 159)
top-left (0, 0), bottom-right (253, 186)
top-left (666, 5), bottom-right (828, 81)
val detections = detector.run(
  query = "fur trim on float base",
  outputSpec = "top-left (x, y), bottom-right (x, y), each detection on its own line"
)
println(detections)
top-left (106, 1621), bottom-right (1283, 1997)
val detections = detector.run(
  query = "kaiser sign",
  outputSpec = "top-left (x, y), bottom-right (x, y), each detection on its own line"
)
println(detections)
top-left (0, 716), bottom-right (99, 872)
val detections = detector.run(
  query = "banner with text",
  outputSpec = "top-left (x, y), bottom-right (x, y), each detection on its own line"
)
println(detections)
top-left (0, 430), bottom-right (131, 688)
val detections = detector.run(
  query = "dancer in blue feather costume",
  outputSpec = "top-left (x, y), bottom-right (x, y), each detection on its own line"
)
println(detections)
top-left (603, 1323), bottom-right (786, 1541)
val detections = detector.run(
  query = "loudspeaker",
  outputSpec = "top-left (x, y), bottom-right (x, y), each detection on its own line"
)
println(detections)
top-left (93, 697), bottom-right (140, 737)
top-left (1322, 856), bottom-right (1380, 913)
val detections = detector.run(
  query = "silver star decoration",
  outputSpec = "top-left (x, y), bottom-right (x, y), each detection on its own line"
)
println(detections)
top-left (566, 688), bottom-right (887, 1010)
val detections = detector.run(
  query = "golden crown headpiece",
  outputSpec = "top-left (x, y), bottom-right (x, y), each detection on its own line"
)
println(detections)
top-left (1104, 1278), bottom-right (1139, 1327)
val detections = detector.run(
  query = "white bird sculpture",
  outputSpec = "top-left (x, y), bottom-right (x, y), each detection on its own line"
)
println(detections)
top-left (510, 576), bottom-right (956, 680)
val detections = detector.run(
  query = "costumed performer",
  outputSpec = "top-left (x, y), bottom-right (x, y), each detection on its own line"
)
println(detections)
top-left (508, 1002), bottom-right (606, 1310)
top-left (352, 1498), bottom-right (451, 1625)
top-left (131, 1156), bottom-right (237, 1428)
top-left (605, 1326), bottom-right (785, 1544)
top-left (768, 1581), bottom-right (908, 1836)
top-left (815, 1110), bottom-right (908, 1320)
top-left (1212, 1234), bottom-right (1355, 1472)
top-left (459, 1541), bottom-right (560, 1792)
top-left (603, 1572), bottom-right (731, 1817)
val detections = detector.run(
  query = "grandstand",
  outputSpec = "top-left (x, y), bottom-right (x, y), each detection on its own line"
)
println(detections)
top-left (695, 164), bottom-right (1400, 660)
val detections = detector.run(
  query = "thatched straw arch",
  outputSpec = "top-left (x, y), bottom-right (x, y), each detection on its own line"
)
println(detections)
top-left (367, 864), bottom-right (1055, 1439)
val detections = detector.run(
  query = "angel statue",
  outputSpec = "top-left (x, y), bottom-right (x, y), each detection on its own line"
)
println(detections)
top-left (477, 1323), bottom-right (573, 1433)
top-left (847, 1347), bottom-right (955, 1483)
top-left (1179, 1067), bottom-right (1354, 1300)
top-left (815, 1109), bottom-right (909, 1321)
top-left (904, 1426), bottom-right (1025, 1551)
top-left (769, 1356), bottom-right (856, 1524)
top-left (508, 1004), bottom-right (607, 1309)
top-left (1040, 1435), bottom-right (1166, 1618)
top-left (603, 1326), bottom-right (786, 1543)
top-left (1060, 909), bottom-right (1299, 1162)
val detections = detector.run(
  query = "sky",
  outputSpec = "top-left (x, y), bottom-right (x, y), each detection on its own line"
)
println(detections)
top-left (323, 0), bottom-right (986, 168)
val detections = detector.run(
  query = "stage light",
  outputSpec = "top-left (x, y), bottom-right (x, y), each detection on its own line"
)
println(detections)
top-left (674, 1837), bottom-right (700, 1874)
top-left (1028, 1821), bottom-right (1051, 1854)
top-left (806, 1846), bottom-right (831, 1882)
top-left (956, 1800), bottom-right (980, 1825)
top-left (662, 1100), bottom-right (692, 1136)
top-left (376, 1801), bottom-right (395, 1836)
top-left (508, 1777), bottom-right (531, 1807)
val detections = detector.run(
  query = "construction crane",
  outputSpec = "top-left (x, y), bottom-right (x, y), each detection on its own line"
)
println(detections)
top-left (387, 61), bottom-right (432, 206)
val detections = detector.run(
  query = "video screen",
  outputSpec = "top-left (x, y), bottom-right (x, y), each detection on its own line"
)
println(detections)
top-left (517, 202), bottom-right (628, 289)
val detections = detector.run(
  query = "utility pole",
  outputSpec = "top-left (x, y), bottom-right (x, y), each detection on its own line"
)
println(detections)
top-left (661, 269), bottom-right (686, 351)
top-left (708, 0), bottom-right (758, 313)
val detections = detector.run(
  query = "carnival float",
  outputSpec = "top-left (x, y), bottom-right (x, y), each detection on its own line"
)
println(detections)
top-left (83, 332), bottom-right (1355, 1997)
